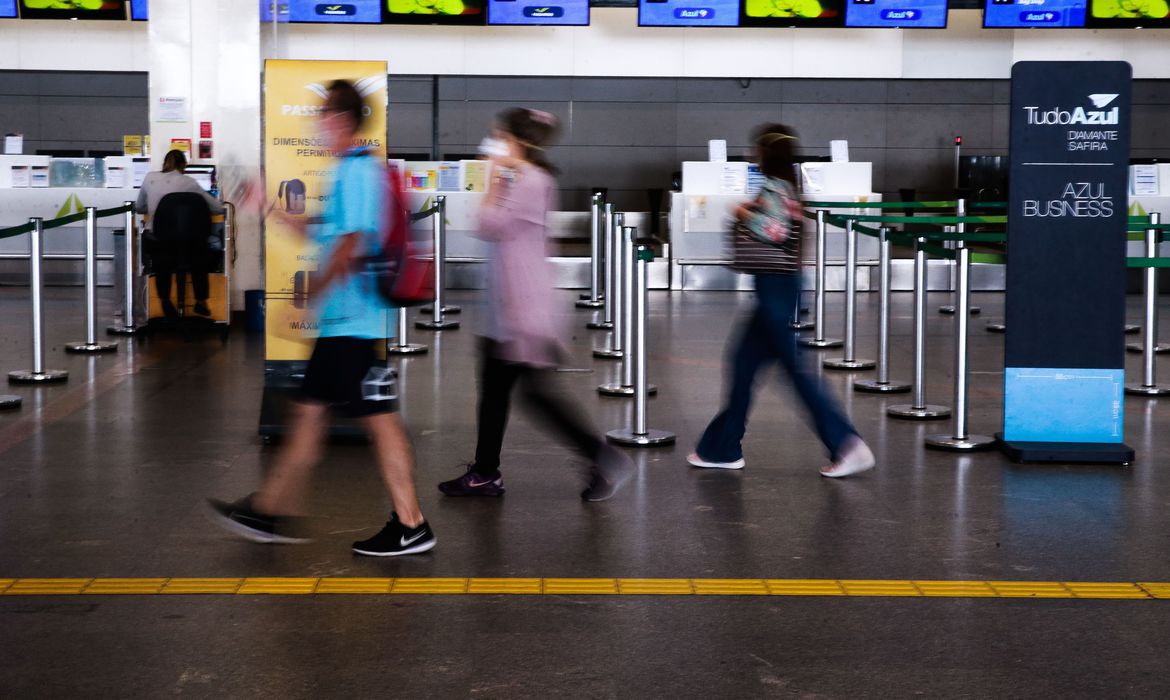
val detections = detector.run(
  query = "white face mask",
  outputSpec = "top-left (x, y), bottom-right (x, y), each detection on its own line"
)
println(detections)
top-left (477, 136), bottom-right (510, 159)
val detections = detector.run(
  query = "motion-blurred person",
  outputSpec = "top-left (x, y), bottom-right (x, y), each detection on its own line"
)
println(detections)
top-left (136, 149), bottom-right (223, 318)
top-left (688, 124), bottom-right (875, 478)
top-left (209, 80), bottom-right (435, 556)
top-left (438, 108), bottom-right (634, 501)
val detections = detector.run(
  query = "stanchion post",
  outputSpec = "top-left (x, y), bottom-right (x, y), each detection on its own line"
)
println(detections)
top-left (600, 226), bottom-right (655, 395)
top-left (107, 202), bottom-right (142, 336)
top-left (67, 207), bottom-right (117, 353)
top-left (926, 244), bottom-right (994, 450)
top-left (594, 212), bottom-right (625, 359)
top-left (388, 307), bottom-right (427, 355)
top-left (577, 192), bottom-right (605, 308)
top-left (940, 198), bottom-right (980, 316)
top-left (1127, 211), bottom-right (1169, 355)
top-left (1126, 213), bottom-right (1169, 395)
top-left (9, 218), bottom-right (68, 384)
top-left (824, 218), bottom-right (874, 370)
top-left (855, 227), bottom-right (909, 393)
top-left (888, 236), bottom-right (950, 420)
top-left (607, 245), bottom-right (674, 447)
top-left (803, 209), bottom-right (842, 349)
top-left (587, 202), bottom-right (615, 330)
top-left (416, 196), bottom-right (459, 331)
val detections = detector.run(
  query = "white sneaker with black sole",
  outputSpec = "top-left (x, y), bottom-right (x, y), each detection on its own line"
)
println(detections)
top-left (352, 513), bottom-right (436, 557)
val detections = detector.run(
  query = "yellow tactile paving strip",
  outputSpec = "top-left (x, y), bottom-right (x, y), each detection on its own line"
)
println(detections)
top-left (0, 578), bottom-right (1167, 599)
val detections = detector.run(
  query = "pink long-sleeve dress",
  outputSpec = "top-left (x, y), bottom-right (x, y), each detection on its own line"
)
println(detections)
top-left (474, 162), bottom-right (565, 368)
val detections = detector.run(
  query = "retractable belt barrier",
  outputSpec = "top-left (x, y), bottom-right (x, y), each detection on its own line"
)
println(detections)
top-left (415, 195), bottom-right (460, 331)
top-left (3, 203), bottom-right (138, 394)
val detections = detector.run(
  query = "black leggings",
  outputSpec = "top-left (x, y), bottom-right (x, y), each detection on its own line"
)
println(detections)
top-left (154, 271), bottom-right (209, 307)
top-left (473, 340), bottom-right (602, 474)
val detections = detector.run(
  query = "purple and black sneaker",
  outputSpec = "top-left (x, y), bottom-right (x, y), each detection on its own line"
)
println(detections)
top-left (438, 463), bottom-right (506, 497)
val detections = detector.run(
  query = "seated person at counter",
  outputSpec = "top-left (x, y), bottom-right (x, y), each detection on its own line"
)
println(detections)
top-left (135, 149), bottom-right (224, 318)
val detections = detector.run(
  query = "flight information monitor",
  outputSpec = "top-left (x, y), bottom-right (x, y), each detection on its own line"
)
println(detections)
top-left (19, 0), bottom-right (127, 20)
top-left (1086, 0), bottom-right (1170, 27)
top-left (130, 0), bottom-right (146, 20)
top-left (261, 1), bottom-right (383, 23)
top-left (983, 0), bottom-right (1087, 26)
top-left (740, 0), bottom-right (845, 26)
top-left (488, 0), bottom-right (589, 24)
top-left (638, 0), bottom-right (740, 26)
top-left (845, 0), bottom-right (948, 26)
top-left (384, 0), bottom-right (486, 23)
top-left (0, 0), bottom-right (17, 18)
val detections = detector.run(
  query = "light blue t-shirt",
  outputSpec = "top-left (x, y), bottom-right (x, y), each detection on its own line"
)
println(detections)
top-left (313, 149), bottom-right (395, 339)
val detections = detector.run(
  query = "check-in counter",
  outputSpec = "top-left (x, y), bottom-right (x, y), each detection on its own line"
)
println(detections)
top-left (668, 160), bottom-right (881, 291)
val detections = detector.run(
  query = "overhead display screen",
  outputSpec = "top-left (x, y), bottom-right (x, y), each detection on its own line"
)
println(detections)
top-left (0, 0), bottom-right (16, 18)
top-left (19, 0), bottom-right (127, 19)
top-left (130, 0), bottom-right (145, 20)
top-left (983, 0), bottom-right (1087, 26)
top-left (740, 0), bottom-right (845, 26)
top-left (488, 0), bottom-right (588, 24)
top-left (261, 1), bottom-right (383, 23)
top-left (845, 0), bottom-right (948, 26)
top-left (384, 0), bottom-right (485, 23)
top-left (638, 0), bottom-right (741, 26)
top-left (1087, 0), bottom-right (1170, 26)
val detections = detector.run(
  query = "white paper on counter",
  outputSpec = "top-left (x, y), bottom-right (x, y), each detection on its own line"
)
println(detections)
top-left (3, 134), bottom-right (22, 155)
top-left (30, 166), bottom-right (49, 187)
top-left (830, 140), bottom-right (850, 163)
top-left (708, 139), bottom-right (727, 163)
top-left (106, 167), bottom-right (126, 189)
top-left (10, 165), bottom-right (30, 187)
top-left (1132, 165), bottom-right (1160, 196)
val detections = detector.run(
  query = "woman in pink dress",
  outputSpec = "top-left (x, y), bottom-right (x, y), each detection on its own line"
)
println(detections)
top-left (438, 108), bottom-right (634, 502)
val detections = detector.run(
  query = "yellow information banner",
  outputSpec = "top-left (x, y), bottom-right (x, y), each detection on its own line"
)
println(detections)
top-left (262, 59), bottom-right (388, 362)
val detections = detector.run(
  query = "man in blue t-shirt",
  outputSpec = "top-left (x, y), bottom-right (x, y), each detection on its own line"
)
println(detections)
top-left (210, 80), bottom-right (435, 557)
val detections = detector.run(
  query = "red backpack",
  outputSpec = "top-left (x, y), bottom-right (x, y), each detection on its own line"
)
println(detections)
top-left (365, 161), bottom-right (434, 307)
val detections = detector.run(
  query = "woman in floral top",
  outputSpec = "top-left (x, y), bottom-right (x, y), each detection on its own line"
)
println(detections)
top-left (688, 124), bottom-right (875, 478)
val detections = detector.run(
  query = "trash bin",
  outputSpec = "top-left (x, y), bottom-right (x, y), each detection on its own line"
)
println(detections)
top-left (245, 289), bottom-right (265, 333)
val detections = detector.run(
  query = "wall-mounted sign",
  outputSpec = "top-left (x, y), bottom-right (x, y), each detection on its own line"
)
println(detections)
top-left (155, 96), bottom-right (189, 123)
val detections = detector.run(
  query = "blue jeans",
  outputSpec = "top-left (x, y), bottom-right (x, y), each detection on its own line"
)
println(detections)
top-left (697, 273), bottom-right (858, 463)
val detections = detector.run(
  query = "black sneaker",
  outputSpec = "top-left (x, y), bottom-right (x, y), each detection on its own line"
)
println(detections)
top-left (352, 513), bottom-right (436, 557)
top-left (438, 462), bottom-right (506, 497)
top-left (582, 445), bottom-right (635, 502)
top-left (206, 494), bottom-right (310, 545)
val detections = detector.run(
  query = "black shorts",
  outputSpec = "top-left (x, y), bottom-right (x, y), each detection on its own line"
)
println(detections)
top-left (301, 336), bottom-right (398, 417)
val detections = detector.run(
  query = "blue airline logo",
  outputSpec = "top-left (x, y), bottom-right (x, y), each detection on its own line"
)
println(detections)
top-left (674, 7), bottom-right (715, 18)
top-left (880, 8), bottom-right (921, 19)
top-left (316, 3), bottom-right (357, 15)
top-left (524, 5), bottom-right (565, 16)
top-left (1020, 10), bottom-right (1061, 21)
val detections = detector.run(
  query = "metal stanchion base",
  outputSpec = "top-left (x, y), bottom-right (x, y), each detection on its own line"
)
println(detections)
top-left (9, 369), bottom-right (68, 384)
top-left (986, 322), bottom-right (1006, 333)
top-left (593, 348), bottom-right (623, 359)
top-left (924, 433), bottom-right (996, 451)
top-left (420, 305), bottom-right (461, 315)
top-left (106, 324), bottom-right (144, 336)
top-left (939, 306), bottom-right (981, 315)
top-left (606, 428), bottom-right (676, 447)
top-left (1125, 325), bottom-right (1140, 334)
top-left (65, 341), bottom-right (118, 354)
top-left (598, 383), bottom-right (656, 397)
top-left (586, 320), bottom-right (614, 330)
top-left (0, 394), bottom-right (21, 410)
top-left (1126, 343), bottom-right (1170, 354)
top-left (387, 344), bottom-right (428, 356)
top-left (802, 337), bottom-right (843, 349)
top-left (823, 358), bottom-right (876, 371)
top-left (887, 403), bottom-right (951, 420)
top-left (579, 292), bottom-right (604, 301)
top-left (1125, 383), bottom-right (1170, 396)
top-left (415, 320), bottom-right (460, 331)
top-left (854, 379), bottom-right (911, 394)
top-left (790, 320), bottom-right (815, 330)
top-left (576, 299), bottom-right (604, 309)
